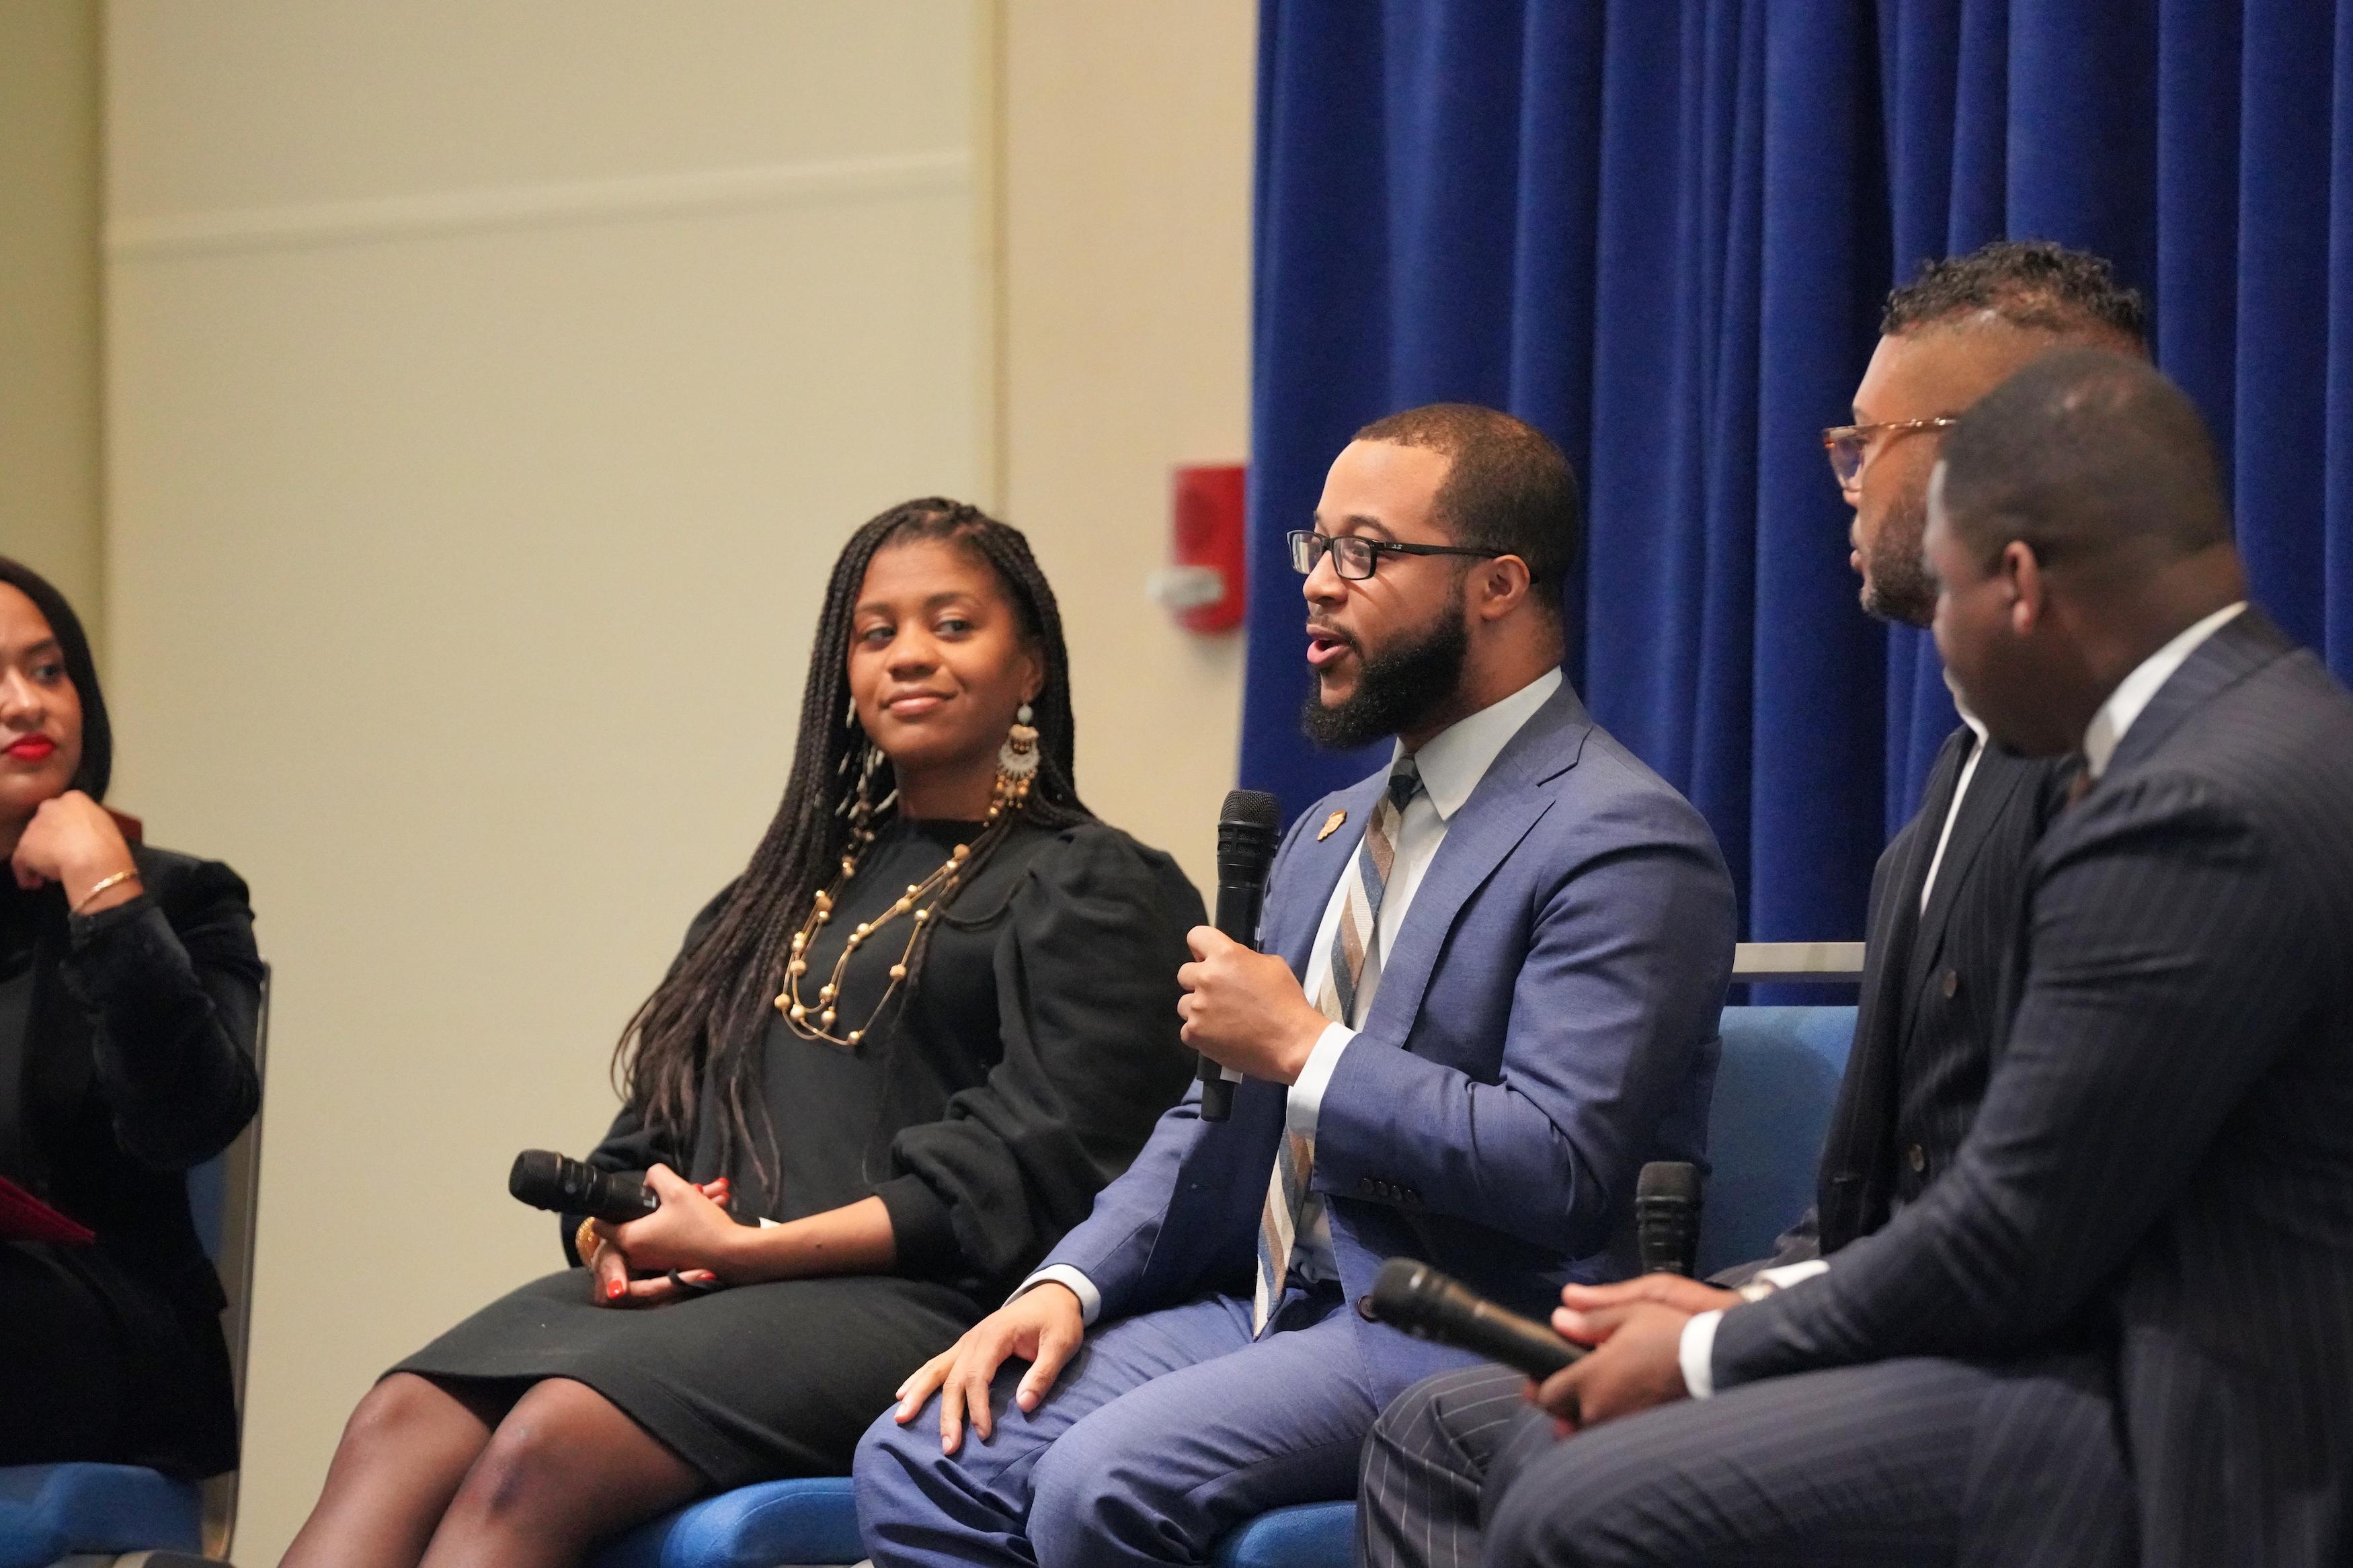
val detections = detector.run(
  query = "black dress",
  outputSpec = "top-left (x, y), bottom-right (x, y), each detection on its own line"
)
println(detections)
top-left (0, 847), bottom-right (264, 1478)
top-left (397, 817), bottom-right (1201, 1486)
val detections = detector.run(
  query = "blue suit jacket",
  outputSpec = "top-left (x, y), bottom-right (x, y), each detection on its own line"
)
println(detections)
top-left (1040, 679), bottom-right (1736, 1390)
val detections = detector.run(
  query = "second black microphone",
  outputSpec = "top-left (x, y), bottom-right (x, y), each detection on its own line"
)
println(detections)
top-left (1199, 788), bottom-right (1283, 1122)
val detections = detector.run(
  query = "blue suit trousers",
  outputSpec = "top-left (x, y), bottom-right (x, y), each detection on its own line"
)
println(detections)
top-left (855, 1282), bottom-right (1434, 1567)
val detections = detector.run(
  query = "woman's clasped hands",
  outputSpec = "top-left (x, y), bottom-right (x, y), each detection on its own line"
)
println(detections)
top-left (584, 1165), bottom-right (738, 1309)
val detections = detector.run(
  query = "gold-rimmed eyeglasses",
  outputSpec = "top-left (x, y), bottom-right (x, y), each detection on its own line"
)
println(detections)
top-left (1821, 417), bottom-right (1960, 488)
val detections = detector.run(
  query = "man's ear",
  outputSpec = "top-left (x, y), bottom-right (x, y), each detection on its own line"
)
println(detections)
top-left (2001, 540), bottom-right (2044, 636)
top-left (1473, 554), bottom-right (1534, 622)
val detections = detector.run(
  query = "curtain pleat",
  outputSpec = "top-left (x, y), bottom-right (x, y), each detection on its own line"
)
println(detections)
top-left (1243, 0), bottom-right (2353, 942)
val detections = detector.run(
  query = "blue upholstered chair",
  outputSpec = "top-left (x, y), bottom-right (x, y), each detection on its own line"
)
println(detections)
top-left (589, 1000), bottom-right (1860, 1568)
top-left (0, 969), bottom-right (269, 1568)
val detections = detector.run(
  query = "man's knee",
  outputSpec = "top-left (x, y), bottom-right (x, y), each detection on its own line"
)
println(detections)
top-left (1027, 1426), bottom-right (1170, 1565)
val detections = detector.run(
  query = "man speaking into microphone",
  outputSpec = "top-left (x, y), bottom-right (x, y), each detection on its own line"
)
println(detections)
top-left (854, 404), bottom-right (1735, 1568)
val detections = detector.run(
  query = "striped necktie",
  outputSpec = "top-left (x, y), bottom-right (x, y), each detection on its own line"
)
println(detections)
top-left (1252, 755), bottom-right (1423, 1334)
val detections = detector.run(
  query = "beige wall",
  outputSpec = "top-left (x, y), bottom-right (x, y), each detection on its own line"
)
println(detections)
top-left (102, 5), bottom-right (981, 1556)
top-left (994, 0), bottom-right (1253, 882)
top-left (93, 1), bottom-right (1251, 1559)
top-left (0, 0), bottom-right (104, 621)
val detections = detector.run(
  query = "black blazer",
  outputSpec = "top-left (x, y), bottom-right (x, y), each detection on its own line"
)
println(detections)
top-left (1712, 611), bottom-right (2353, 1566)
top-left (1736, 727), bottom-right (2067, 1274)
top-left (10, 845), bottom-right (263, 1477)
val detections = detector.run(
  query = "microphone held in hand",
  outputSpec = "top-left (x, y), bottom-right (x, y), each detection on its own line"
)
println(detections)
top-left (1634, 1160), bottom-right (1702, 1278)
top-left (1363, 1257), bottom-right (1585, 1380)
top-left (508, 1149), bottom-right (660, 1225)
top-left (1199, 788), bottom-right (1281, 1122)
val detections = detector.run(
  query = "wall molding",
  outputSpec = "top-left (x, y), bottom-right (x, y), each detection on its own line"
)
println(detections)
top-left (106, 149), bottom-right (971, 261)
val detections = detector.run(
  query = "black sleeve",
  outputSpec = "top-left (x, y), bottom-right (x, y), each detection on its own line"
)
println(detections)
top-left (58, 857), bottom-right (264, 1172)
top-left (557, 883), bottom-right (731, 1264)
top-left (875, 825), bottom-right (1201, 1290)
top-left (1714, 775), bottom-right (2314, 1387)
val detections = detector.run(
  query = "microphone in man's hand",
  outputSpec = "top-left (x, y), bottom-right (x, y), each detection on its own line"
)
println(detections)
top-left (508, 1149), bottom-right (658, 1225)
top-left (1199, 788), bottom-right (1281, 1122)
top-left (1634, 1160), bottom-right (1702, 1278)
top-left (1363, 1258), bottom-right (1585, 1380)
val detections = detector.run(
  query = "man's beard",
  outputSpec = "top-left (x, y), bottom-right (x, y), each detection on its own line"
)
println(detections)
top-left (1299, 608), bottom-right (1470, 751)
top-left (1860, 490), bottom-right (1936, 628)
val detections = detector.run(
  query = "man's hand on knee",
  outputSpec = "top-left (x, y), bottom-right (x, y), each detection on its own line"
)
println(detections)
top-left (894, 1282), bottom-right (1086, 1454)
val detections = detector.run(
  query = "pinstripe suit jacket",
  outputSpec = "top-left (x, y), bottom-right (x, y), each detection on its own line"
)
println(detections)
top-left (1712, 610), bottom-right (2353, 1565)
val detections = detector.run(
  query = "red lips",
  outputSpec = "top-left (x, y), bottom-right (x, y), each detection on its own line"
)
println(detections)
top-left (2, 736), bottom-right (56, 762)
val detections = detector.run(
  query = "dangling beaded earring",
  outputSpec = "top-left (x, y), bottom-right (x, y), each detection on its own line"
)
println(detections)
top-left (989, 702), bottom-right (1039, 822)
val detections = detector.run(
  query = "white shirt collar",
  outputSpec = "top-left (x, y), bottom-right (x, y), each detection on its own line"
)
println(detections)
top-left (1944, 669), bottom-right (1989, 748)
top-left (2083, 601), bottom-right (2247, 778)
top-left (1394, 667), bottom-right (1564, 821)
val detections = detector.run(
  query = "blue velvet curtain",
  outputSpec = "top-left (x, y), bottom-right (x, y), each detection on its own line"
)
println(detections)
top-left (1242, 0), bottom-right (2353, 942)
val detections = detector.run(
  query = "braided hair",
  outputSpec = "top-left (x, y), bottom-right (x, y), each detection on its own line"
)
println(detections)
top-left (614, 499), bottom-right (1091, 1192)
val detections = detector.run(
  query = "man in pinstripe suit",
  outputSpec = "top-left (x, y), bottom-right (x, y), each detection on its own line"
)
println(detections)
top-left (1482, 349), bottom-right (2353, 1566)
top-left (1359, 241), bottom-right (2134, 1568)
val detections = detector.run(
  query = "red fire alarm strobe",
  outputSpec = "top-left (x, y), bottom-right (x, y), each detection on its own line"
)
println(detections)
top-left (1148, 463), bottom-right (1247, 634)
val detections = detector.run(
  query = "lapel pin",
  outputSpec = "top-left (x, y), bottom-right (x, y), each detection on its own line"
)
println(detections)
top-left (1318, 809), bottom-right (1347, 841)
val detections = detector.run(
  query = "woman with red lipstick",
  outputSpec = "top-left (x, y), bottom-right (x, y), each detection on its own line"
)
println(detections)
top-left (285, 501), bottom-right (1201, 1568)
top-left (0, 556), bottom-right (264, 1479)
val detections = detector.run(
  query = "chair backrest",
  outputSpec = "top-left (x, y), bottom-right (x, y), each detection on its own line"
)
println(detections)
top-left (184, 962), bottom-right (270, 1563)
top-left (1694, 1003), bottom-right (1855, 1278)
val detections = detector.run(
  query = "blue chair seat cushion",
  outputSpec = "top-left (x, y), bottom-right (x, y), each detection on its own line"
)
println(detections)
top-left (592, 1477), bottom-right (862, 1568)
top-left (1211, 1500), bottom-right (1356, 1568)
top-left (0, 1464), bottom-right (202, 1568)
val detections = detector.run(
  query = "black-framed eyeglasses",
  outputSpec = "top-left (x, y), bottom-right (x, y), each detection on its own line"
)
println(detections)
top-left (1287, 530), bottom-right (1513, 581)
top-left (1821, 416), bottom-right (1960, 488)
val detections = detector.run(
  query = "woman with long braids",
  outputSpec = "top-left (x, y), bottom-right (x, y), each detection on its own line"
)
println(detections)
top-left (284, 501), bottom-right (1201, 1567)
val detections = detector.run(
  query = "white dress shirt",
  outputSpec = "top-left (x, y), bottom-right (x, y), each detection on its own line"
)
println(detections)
top-left (1023, 667), bottom-right (1563, 1323)
top-left (1677, 600), bottom-right (2251, 1397)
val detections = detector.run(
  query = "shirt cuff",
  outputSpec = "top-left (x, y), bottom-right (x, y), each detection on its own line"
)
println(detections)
top-left (1013, 1264), bottom-right (1101, 1325)
top-left (1285, 1023), bottom-right (1356, 1137)
top-left (1684, 1258), bottom-right (1833, 1399)
top-left (1679, 1309), bottom-right (1723, 1399)
top-left (1755, 1258), bottom-right (1830, 1291)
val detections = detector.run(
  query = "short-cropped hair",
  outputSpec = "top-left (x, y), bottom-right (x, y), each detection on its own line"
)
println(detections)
top-left (1353, 403), bottom-right (1581, 610)
top-left (1885, 239), bottom-right (2149, 354)
top-left (1939, 347), bottom-right (2230, 573)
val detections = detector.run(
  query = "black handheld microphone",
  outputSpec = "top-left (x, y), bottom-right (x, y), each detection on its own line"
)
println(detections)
top-left (1199, 788), bottom-right (1281, 1122)
top-left (508, 1149), bottom-right (659, 1225)
top-left (1363, 1257), bottom-right (1585, 1380)
top-left (1635, 1160), bottom-right (1702, 1277)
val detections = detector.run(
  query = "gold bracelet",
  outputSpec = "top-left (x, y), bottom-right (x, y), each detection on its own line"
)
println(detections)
top-left (71, 868), bottom-right (142, 915)
top-left (575, 1216), bottom-right (604, 1267)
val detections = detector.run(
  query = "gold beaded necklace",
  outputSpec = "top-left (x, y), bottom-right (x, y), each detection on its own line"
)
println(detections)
top-left (774, 711), bottom-right (1039, 1048)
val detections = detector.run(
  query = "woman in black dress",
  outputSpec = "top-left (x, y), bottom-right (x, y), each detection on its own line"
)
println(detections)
top-left (284, 501), bottom-right (1201, 1567)
top-left (0, 556), bottom-right (264, 1478)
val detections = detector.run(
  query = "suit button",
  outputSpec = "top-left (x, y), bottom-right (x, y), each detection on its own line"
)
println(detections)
top-left (1404, 1186), bottom-right (1423, 1206)
top-left (1940, 968), bottom-right (1959, 999)
top-left (1907, 1144), bottom-right (1927, 1173)
top-left (1357, 1176), bottom-right (1377, 1196)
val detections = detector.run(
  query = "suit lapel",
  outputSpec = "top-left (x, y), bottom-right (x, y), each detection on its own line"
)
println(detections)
top-left (1355, 682), bottom-right (1592, 1042)
top-left (2098, 608), bottom-right (2293, 784)
top-left (1904, 739), bottom-right (2033, 999)
top-left (1267, 772), bottom-right (1389, 979)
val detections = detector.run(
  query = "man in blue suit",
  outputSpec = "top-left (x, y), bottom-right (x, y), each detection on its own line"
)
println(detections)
top-left (854, 403), bottom-right (1737, 1567)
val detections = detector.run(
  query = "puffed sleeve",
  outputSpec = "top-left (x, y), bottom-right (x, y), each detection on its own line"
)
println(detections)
top-left (558, 883), bottom-right (729, 1263)
top-left (875, 825), bottom-right (1201, 1290)
top-left (59, 855), bottom-right (263, 1171)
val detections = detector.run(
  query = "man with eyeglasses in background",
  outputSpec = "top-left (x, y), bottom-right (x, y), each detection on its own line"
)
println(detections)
top-left (854, 403), bottom-right (1735, 1568)
top-left (1357, 241), bottom-right (2149, 1568)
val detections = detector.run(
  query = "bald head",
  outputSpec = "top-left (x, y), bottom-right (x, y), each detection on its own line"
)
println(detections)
top-left (1925, 348), bottom-right (2247, 757)
top-left (1937, 347), bottom-right (2231, 578)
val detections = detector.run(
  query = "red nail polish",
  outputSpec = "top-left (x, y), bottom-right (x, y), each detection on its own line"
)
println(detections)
top-left (607, 1280), bottom-right (625, 1299)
